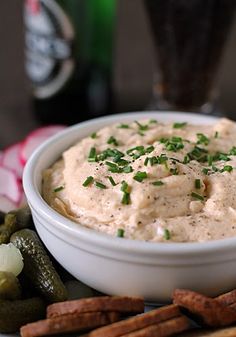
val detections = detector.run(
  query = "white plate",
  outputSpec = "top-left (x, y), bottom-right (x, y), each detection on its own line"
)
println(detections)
top-left (1, 111), bottom-right (221, 336)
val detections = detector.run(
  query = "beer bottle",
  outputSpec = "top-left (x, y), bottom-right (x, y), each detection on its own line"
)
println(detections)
top-left (24, 0), bottom-right (116, 125)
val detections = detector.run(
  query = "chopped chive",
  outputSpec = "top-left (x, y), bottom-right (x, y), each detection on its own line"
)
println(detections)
top-left (133, 171), bottom-right (148, 182)
top-left (229, 146), bottom-right (236, 155)
top-left (144, 157), bottom-right (149, 166)
top-left (83, 176), bottom-right (94, 187)
top-left (53, 186), bottom-right (64, 192)
top-left (173, 122), bottom-right (187, 129)
top-left (90, 132), bottom-right (97, 139)
top-left (214, 131), bottom-right (219, 138)
top-left (146, 145), bottom-right (155, 153)
top-left (120, 181), bottom-right (131, 204)
top-left (183, 155), bottom-right (190, 164)
top-left (117, 123), bottom-right (129, 129)
top-left (117, 228), bottom-right (125, 238)
top-left (88, 147), bottom-right (97, 162)
top-left (149, 119), bottom-right (158, 124)
top-left (195, 179), bottom-right (201, 189)
top-left (163, 228), bottom-right (171, 240)
top-left (160, 137), bottom-right (184, 152)
top-left (207, 155), bottom-right (213, 166)
top-left (202, 168), bottom-right (210, 175)
top-left (218, 153), bottom-right (230, 161)
top-left (107, 136), bottom-right (119, 146)
top-left (105, 161), bottom-right (121, 173)
top-left (196, 133), bottom-right (210, 146)
top-left (113, 158), bottom-right (129, 166)
top-left (212, 165), bottom-right (219, 172)
top-left (191, 192), bottom-right (204, 201)
top-left (138, 131), bottom-right (145, 136)
top-left (121, 192), bottom-right (130, 205)
top-left (95, 181), bottom-right (107, 189)
top-left (152, 181), bottom-right (164, 186)
top-left (107, 176), bottom-right (117, 186)
top-left (222, 165), bottom-right (233, 173)
top-left (170, 168), bottom-right (178, 175)
top-left (135, 120), bottom-right (149, 131)
top-left (122, 165), bottom-right (133, 173)
top-left (121, 181), bottom-right (129, 193)
top-left (188, 146), bottom-right (208, 162)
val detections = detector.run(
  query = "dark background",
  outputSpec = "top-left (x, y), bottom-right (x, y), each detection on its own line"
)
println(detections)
top-left (0, 0), bottom-right (236, 149)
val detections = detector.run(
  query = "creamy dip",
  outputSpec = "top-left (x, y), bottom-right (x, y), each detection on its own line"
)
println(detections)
top-left (43, 118), bottom-right (236, 242)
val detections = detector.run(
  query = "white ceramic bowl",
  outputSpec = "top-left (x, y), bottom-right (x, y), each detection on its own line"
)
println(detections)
top-left (23, 111), bottom-right (236, 302)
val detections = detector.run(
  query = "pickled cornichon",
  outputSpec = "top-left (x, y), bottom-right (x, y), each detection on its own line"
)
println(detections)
top-left (0, 211), bottom-right (5, 224)
top-left (0, 271), bottom-right (21, 300)
top-left (10, 229), bottom-right (68, 303)
top-left (0, 297), bottom-right (45, 333)
top-left (0, 205), bottom-right (33, 244)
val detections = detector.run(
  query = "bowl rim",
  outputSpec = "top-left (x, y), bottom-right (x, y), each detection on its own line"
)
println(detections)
top-left (23, 111), bottom-right (236, 256)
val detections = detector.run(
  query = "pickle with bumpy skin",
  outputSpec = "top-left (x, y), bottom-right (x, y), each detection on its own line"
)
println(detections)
top-left (0, 205), bottom-right (33, 244)
top-left (0, 271), bottom-right (21, 300)
top-left (0, 297), bottom-right (45, 333)
top-left (11, 229), bottom-right (68, 303)
top-left (9, 205), bottom-right (33, 229)
top-left (0, 211), bottom-right (5, 224)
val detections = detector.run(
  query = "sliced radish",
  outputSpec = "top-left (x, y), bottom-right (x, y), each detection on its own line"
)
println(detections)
top-left (0, 166), bottom-right (22, 204)
top-left (2, 142), bottom-right (24, 178)
top-left (20, 125), bottom-right (66, 165)
top-left (0, 151), bottom-right (3, 164)
top-left (0, 195), bottom-right (17, 213)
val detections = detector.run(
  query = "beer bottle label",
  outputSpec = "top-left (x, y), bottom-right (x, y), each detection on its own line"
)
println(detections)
top-left (24, 0), bottom-right (75, 98)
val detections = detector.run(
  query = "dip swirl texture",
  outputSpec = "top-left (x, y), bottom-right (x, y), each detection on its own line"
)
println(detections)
top-left (43, 118), bottom-right (236, 242)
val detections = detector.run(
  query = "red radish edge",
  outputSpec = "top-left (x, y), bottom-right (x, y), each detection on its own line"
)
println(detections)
top-left (0, 165), bottom-right (22, 204)
top-left (2, 142), bottom-right (24, 178)
top-left (20, 125), bottom-right (66, 165)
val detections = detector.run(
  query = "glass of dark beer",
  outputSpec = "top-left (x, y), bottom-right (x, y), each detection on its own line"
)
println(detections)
top-left (144, 0), bottom-right (236, 113)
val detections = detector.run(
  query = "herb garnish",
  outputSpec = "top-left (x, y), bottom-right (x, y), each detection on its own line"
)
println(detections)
top-left (149, 119), bottom-right (158, 124)
top-left (83, 176), bottom-right (94, 187)
top-left (214, 131), bottom-right (219, 138)
top-left (107, 176), bottom-right (117, 186)
top-left (117, 228), bottom-right (125, 237)
top-left (53, 186), bottom-right (64, 192)
top-left (121, 181), bottom-right (131, 205)
top-left (197, 133), bottom-right (210, 146)
top-left (117, 124), bottom-right (129, 129)
top-left (135, 121), bottom-right (149, 131)
top-left (107, 136), bottom-right (119, 146)
top-left (127, 145), bottom-right (154, 160)
top-left (122, 165), bottom-right (133, 173)
top-left (173, 122), bottom-right (187, 129)
top-left (195, 179), bottom-right (201, 189)
top-left (202, 168), bottom-right (210, 175)
top-left (105, 161), bottom-right (121, 173)
top-left (163, 228), bottom-right (171, 240)
top-left (160, 137), bottom-right (184, 152)
top-left (95, 181), bottom-right (107, 189)
top-left (207, 155), bottom-right (213, 166)
top-left (133, 171), bottom-right (148, 182)
top-left (229, 147), bottom-right (236, 155)
top-left (191, 192), bottom-right (204, 201)
top-left (187, 146), bottom-right (208, 162)
top-left (152, 181), bottom-right (164, 186)
top-left (170, 168), bottom-right (178, 175)
top-left (145, 154), bottom-right (168, 167)
top-left (90, 132), bottom-right (97, 139)
top-left (222, 165), bottom-right (233, 173)
top-left (88, 147), bottom-right (97, 162)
